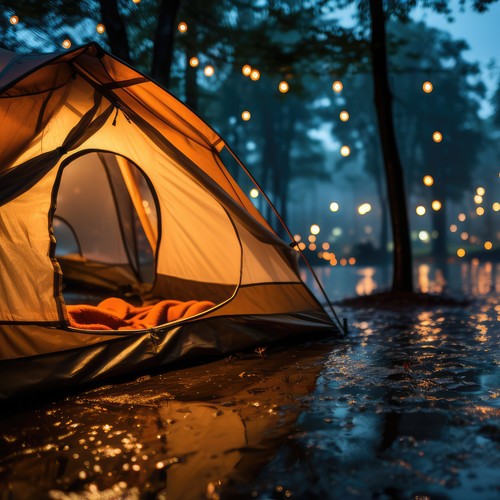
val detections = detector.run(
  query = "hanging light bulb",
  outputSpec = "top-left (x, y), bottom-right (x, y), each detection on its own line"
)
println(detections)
top-left (10, 15), bottom-right (19, 25)
top-left (339, 110), bottom-right (349, 122)
top-left (241, 110), bottom-right (251, 121)
top-left (278, 81), bottom-right (289, 93)
top-left (204, 65), bottom-right (214, 77)
top-left (423, 175), bottom-right (434, 186)
top-left (178, 22), bottom-right (188, 33)
top-left (242, 65), bottom-right (252, 76)
top-left (96, 23), bottom-right (106, 34)
top-left (332, 81), bottom-right (343, 92)
top-left (250, 69), bottom-right (260, 81)
top-left (62, 39), bottom-right (72, 49)
top-left (422, 81), bottom-right (433, 93)
top-left (189, 57), bottom-right (199, 67)
top-left (432, 131), bottom-right (443, 143)
top-left (340, 145), bottom-right (350, 157)
top-left (132, 0), bottom-right (141, 3)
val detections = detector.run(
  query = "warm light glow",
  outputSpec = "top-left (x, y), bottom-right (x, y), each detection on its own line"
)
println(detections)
top-left (308, 235), bottom-right (316, 243)
top-left (178, 22), bottom-right (188, 33)
top-left (339, 110), bottom-right (349, 122)
top-left (423, 175), bottom-right (434, 186)
top-left (416, 205), bottom-right (426, 216)
top-left (96, 23), bottom-right (106, 34)
top-left (293, 234), bottom-right (301, 242)
top-left (474, 195), bottom-right (483, 204)
top-left (457, 248), bottom-right (466, 258)
top-left (348, 257), bottom-right (356, 265)
top-left (419, 230), bottom-right (430, 242)
top-left (241, 110), bottom-right (251, 121)
top-left (340, 145), bottom-right (350, 157)
top-left (484, 241), bottom-right (493, 250)
top-left (458, 213), bottom-right (466, 222)
top-left (310, 224), bottom-right (320, 235)
top-left (432, 131), bottom-right (443, 143)
top-left (298, 242), bottom-right (306, 251)
top-left (242, 65), bottom-right (252, 76)
top-left (249, 188), bottom-right (259, 198)
top-left (332, 81), bottom-right (343, 92)
top-left (132, 0), bottom-right (141, 3)
top-left (189, 57), bottom-right (199, 67)
top-left (322, 242), bottom-right (330, 250)
top-left (309, 243), bottom-right (317, 251)
top-left (62, 39), bottom-right (72, 49)
top-left (460, 231), bottom-right (469, 240)
top-left (450, 224), bottom-right (457, 233)
top-left (358, 203), bottom-right (372, 215)
top-left (422, 81), bottom-right (433, 93)
top-left (204, 65), bottom-right (214, 77)
top-left (476, 186), bottom-right (485, 196)
top-left (476, 206), bottom-right (485, 216)
top-left (329, 202), bottom-right (339, 212)
top-left (493, 202), bottom-right (500, 212)
top-left (431, 200), bottom-right (442, 211)
top-left (250, 69), bottom-right (260, 81)
top-left (340, 258), bottom-right (347, 266)
top-left (10, 15), bottom-right (19, 25)
top-left (279, 81), bottom-right (289, 93)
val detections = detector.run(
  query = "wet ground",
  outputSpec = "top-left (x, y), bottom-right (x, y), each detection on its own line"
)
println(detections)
top-left (0, 293), bottom-right (499, 499)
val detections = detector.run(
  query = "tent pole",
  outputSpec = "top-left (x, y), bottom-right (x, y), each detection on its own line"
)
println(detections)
top-left (115, 155), bottom-right (157, 253)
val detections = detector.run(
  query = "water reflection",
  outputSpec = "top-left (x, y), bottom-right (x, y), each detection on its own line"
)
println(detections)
top-left (310, 260), bottom-right (499, 300)
top-left (0, 342), bottom-right (334, 499)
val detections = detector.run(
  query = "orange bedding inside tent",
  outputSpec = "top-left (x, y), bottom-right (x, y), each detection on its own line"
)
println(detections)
top-left (66, 297), bottom-right (216, 330)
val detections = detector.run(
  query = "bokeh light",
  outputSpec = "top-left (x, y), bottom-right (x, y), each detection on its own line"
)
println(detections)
top-left (457, 248), bottom-right (466, 258)
top-left (432, 131), bottom-right (443, 143)
top-left (96, 23), bottom-right (106, 34)
top-left (416, 205), bottom-right (426, 216)
top-left (332, 81), bottom-right (343, 92)
top-left (484, 241), bottom-right (493, 250)
top-left (10, 15), bottom-right (19, 25)
top-left (422, 81), bottom-right (433, 93)
top-left (204, 65), bottom-right (214, 77)
top-left (310, 224), bottom-right (320, 235)
top-left (241, 110), bottom-right (251, 121)
top-left (189, 57), bottom-right (199, 67)
top-left (431, 200), bottom-right (442, 211)
top-left (339, 111), bottom-right (349, 122)
top-left (250, 69), bottom-right (260, 81)
top-left (178, 22), bottom-right (188, 33)
top-left (242, 65), bottom-right (252, 76)
top-left (329, 202), bottom-right (339, 212)
top-left (340, 146), bottom-right (350, 157)
top-left (249, 188), bottom-right (259, 198)
top-left (62, 39), bottom-right (71, 49)
top-left (476, 186), bottom-right (485, 196)
top-left (423, 175), bottom-right (434, 186)
top-left (358, 203), bottom-right (372, 215)
top-left (278, 81), bottom-right (289, 93)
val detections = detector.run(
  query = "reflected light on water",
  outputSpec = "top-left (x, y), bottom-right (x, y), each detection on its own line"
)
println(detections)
top-left (355, 267), bottom-right (377, 295)
top-left (418, 264), bottom-right (446, 294)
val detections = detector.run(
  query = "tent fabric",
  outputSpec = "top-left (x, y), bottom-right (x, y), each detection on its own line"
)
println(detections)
top-left (0, 43), bottom-right (338, 399)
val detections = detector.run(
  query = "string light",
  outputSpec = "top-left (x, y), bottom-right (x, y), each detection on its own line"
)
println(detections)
top-left (450, 224), bottom-right (457, 233)
top-left (432, 131), bottom-right (443, 143)
top-left (339, 110), bottom-right (349, 122)
top-left (10, 15), bottom-right (19, 25)
top-left (484, 241), bottom-right (493, 250)
top-left (458, 213), bottom-right (466, 222)
top-left (204, 65), bottom-right (214, 77)
top-left (62, 39), bottom-right (72, 49)
top-left (249, 188), bottom-right (259, 198)
top-left (358, 203), bottom-right (372, 215)
top-left (476, 186), bottom-right (485, 196)
top-left (416, 205), bottom-right (426, 216)
top-left (474, 194), bottom-right (483, 204)
top-left (310, 224), bottom-right (320, 235)
top-left (457, 248), bottom-right (466, 258)
top-left (422, 81), bottom-right (433, 93)
top-left (322, 242), bottom-right (330, 250)
top-left (419, 231), bottom-right (430, 242)
top-left (476, 207), bottom-right (485, 216)
top-left (340, 146), bottom-right (350, 157)
top-left (189, 57), bottom-right (199, 67)
top-left (431, 200), bottom-right (442, 211)
top-left (493, 202), bottom-right (500, 212)
top-left (242, 65), bottom-right (252, 76)
top-left (250, 69), bottom-right (260, 81)
top-left (278, 81), bottom-right (289, 93)
top-left (96, 23), bottom-right (105, 34)
top-left (423, 175), bottom-right (434, 186)
top-left (241, 110), bottom-right (251, 121)
top-left (308, 235), bottom-right (316, 243)
top-left (329, 202), bottom-right (339, 212)
top-left (460, 231), bottom-right (469, 240)
top-left (332, 81), bottom-right (343, 92)
top-left (178, 22), bottom-right (188, 33)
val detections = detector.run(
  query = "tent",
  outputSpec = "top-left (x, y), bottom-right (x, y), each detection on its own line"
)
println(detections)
top-left (0, 43), bottom-right (339, 400)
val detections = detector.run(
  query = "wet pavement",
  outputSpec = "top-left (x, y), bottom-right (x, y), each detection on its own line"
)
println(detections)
top-left (0, 294), bottom-right (499, 499)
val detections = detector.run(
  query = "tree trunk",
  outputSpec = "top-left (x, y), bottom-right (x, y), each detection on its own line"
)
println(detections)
top-left (368, 0), bottom-right (413, 292)
top-left (98, 0), bottom-right (131, 63)
top-left (151, 0), bottom-right (182, 88)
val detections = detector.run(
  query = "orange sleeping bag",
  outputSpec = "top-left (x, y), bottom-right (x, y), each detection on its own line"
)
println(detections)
top-left (67, 297), bottom-right (216, 330)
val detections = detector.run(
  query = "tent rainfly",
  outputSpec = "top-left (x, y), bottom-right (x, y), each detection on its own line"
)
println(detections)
top-left (0, 43), bottom-right (339, 400)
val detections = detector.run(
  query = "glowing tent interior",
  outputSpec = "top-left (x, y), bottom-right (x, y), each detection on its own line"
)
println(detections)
top-left (0, 43), bottom-right (338, 399)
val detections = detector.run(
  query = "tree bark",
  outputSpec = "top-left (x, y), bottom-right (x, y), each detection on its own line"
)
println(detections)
top-left (97, 0), bottom-right (131, 63)
top-left (151, 0), bottom-right (182, 88)
top-left (368, 0), bottom-right (413, 291)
